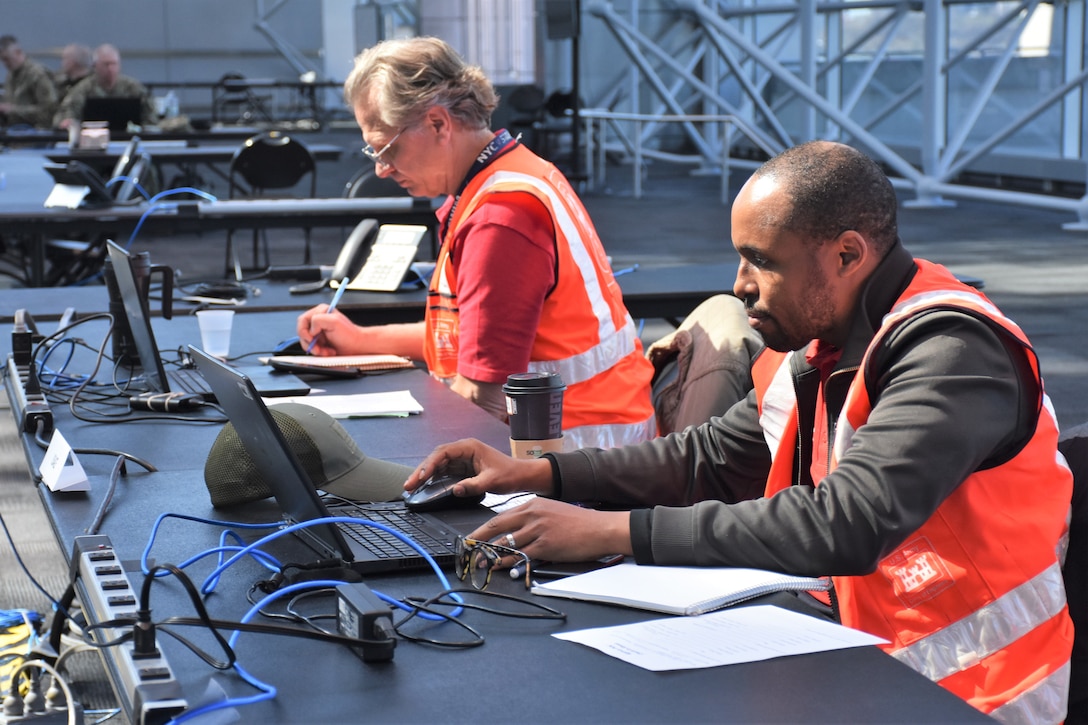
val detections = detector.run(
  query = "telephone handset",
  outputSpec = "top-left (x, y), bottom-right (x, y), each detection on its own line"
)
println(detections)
top-left (333, 223), bottom-right (428, 292)
top-left (331, 218), bottom-right (379, 281)
top-left (288, 218), bottom-right (378, 294)
top-left (113, 152), bottom-right (152, 203)
top-left (109, 135), bottom-right (149, 204)
top-left (289, 219), bottom-right (427, 294)
top-left (110, 135), bottom-right (141, 182)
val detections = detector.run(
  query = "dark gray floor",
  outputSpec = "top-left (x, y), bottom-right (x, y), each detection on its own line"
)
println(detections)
top-left (1, 128), bottom-right (1087, 720)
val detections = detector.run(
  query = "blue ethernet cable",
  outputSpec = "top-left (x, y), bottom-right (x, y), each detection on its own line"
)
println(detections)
top-left (165, 579), bottom-right (348, 724)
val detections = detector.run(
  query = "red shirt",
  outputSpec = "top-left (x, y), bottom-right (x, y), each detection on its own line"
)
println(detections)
top-left (805, 339), bottom-right (843, 485)
top-left (434, 192), bottom-right (557, 383)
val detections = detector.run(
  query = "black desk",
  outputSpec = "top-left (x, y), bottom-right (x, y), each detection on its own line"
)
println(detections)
top-left (7, 310), bottom-right (509, 479)
top-left (2, 311), bottom-right (990, 724)
top-left (34, 469), bottom-right (990, 724)
top-left (0, 197), bottom-right (437, 287)
top-left (43, 141), bottom-right (343, 190)
top-left (144, 78), bottom-right (343, 127)
top-left (1, 127), bottom-right (264, 148)
top-left (44, 141), bottom-right (343, 167)
top-left (0, 263), bottom-right (733, 325)
top-left (267, 263), bottom-right (733, 326)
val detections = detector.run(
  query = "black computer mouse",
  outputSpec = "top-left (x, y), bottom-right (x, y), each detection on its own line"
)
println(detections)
top-left (274, 336), bottom-right (305, 355)
top-left (402, 468), bottom-right (484, 512)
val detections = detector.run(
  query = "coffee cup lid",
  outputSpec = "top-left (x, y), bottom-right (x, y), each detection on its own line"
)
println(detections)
top-left (503, 372), bottom-right (565, 391)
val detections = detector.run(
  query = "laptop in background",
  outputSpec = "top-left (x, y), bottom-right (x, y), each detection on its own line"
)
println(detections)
top-left (105, 240), bottom-right (310, 400)
top-left (82, 97), bottom-right (142, 132)
top-left (43, 161), bottom-right (114, 209)
top-left (189, 345), bottom-right (486, 573)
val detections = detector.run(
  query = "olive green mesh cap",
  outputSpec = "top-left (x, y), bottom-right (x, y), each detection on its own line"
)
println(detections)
top-left (203, 402), bottom-right (412, 508)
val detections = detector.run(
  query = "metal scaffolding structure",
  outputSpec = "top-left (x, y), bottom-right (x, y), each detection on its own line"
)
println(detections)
top-left (583, 0), bottom-right (1088, 226)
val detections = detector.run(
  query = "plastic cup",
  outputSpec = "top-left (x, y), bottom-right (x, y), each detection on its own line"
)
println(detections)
top-left (503, 372), bottom-right (565, 458)
top-left (196, 309), bottom-right (234, 358)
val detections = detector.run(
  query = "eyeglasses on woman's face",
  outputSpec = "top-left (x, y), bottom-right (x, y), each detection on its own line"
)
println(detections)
top-left (361, 129), bottom-right (403, 169)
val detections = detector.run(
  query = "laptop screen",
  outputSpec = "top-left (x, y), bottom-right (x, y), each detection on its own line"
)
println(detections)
top-left (83, 97), bottom-right (142, 131)
top-left (106, 241), bottom-right (312, 400)
top-left (105, 241), bottom-right (170, 392)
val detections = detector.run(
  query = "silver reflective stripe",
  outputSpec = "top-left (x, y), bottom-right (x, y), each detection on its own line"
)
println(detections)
top-left (475, 169), bottom-right (641, 386)
top-left (988, 660), bottom-right (1069, 725)
top-left (434, 253), bottom-right (452, 295)
top-left (887, 288), bottom-right (1007, 327)
top-left (844, 288), bottom-right (1021, 460)
top-left (430, 372), bottom-right (655, 448)
top-left (758, 355), bottom-right (795, 461)
top-left (891, 561), bottom-right (1067, 681)
top-left (480, 170), bottom-right (617, 343)
top-left (1055, 422), bottom-right (1073, 566)
top-left (528, 317), bottom-right (641, 386)
top-left (564, 416), bottom-right (657, 450)
top-left (832, 415), bottom-right (857, 464)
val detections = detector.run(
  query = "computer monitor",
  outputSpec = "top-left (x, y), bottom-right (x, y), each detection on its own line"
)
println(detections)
top-left (82, 97), bottom-right (142, 132)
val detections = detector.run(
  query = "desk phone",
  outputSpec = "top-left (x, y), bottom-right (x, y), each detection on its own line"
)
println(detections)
top-left (337, 224), bottom-right (428, 292)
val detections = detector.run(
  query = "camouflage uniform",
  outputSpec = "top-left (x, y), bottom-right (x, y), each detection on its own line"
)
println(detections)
top-left (2, 57), bottom-right (58, 127)
top-left (54, 73), bottom-right (158, 128)
top-left (54, 71), bottom-right (90, 102)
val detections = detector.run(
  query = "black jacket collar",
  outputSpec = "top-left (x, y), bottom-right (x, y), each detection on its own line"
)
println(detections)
top-left (834, 239), bottom-right (917, 374)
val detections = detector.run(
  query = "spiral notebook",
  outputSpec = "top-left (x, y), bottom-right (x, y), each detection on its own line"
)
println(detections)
top-left (266, 354), bottom-right (414, 372)
top-left (531, 562), bottom-right (829, 616)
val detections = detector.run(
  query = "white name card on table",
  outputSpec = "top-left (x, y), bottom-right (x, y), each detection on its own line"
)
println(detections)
top-left (39, 430), bottom-right (90, 492)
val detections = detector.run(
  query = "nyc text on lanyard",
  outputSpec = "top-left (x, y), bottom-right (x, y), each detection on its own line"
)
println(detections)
top-left (441, 129), bottom-right (517, 244)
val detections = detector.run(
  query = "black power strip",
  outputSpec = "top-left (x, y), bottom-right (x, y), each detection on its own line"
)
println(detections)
top-left (5, 354), bottom-right (52, 436)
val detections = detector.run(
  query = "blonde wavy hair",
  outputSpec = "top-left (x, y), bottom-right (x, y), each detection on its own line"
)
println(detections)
top-left (344, 37), bottom-right (497, 131)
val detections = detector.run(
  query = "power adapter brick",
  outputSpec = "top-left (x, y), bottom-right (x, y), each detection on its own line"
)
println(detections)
top-left (335, 582), bottom-right (396, 663)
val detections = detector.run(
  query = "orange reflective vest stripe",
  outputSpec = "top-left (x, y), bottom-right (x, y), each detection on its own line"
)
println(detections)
top-left (422, 145), bottom-right (656, 449)
top-left (752, 260), bottom-right (1073, 722)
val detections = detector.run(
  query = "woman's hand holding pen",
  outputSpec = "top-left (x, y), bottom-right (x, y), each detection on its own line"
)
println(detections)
top-left (297, 305), bottom-right (360, 356)
top-left (297, 278), bottom-right (351, 355)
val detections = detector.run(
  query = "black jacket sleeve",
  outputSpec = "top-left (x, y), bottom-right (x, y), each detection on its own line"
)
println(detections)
top-left (552, 311), bottom-right (1037, 576)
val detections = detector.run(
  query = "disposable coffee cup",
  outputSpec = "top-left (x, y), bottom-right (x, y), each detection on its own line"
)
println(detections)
top-left (196, 309), bottom-right (234, 358)
top-left (503, 372), bottom-right (565, 459)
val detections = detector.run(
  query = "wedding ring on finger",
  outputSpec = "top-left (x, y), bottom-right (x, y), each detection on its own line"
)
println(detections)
top-left (504, 533), bottom-right (516, 549)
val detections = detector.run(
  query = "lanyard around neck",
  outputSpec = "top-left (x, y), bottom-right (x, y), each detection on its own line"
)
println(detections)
top-left (441, 129), bottom-right (517, 243)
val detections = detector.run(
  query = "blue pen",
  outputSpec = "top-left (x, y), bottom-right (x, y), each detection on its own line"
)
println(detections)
top-left (306, 277), bottom-right (350, 353)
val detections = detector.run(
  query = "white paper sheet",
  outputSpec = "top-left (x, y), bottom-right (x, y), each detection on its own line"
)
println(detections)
top-left (553, 604), bottom-right (887, 671)
top-left (269, 391), bottom-right (423, 418)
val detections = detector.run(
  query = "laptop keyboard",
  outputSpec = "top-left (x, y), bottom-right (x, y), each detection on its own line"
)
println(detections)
top-left (334, 502), bottom-right (458, 561)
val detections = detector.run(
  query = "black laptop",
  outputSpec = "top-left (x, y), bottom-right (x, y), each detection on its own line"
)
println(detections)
top-left (43, 161), bottom-right (115, 209)
top-left (106, 240), bottom-right (310, 400)
top-left (82, 96), bottom-right (143, 132)
top-left (189, 345), bottom-right (488, 573)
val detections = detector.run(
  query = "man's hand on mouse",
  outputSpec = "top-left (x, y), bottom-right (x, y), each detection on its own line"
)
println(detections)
top-left (406, 439), bottom-right (634, 563)
top-left (404, 438), bottom-right (554, 498)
